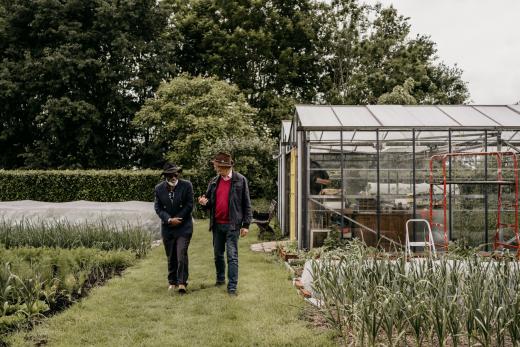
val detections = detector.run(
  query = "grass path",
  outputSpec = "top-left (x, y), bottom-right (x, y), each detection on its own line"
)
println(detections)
top-left (7, 220), bottom-right (336, 346)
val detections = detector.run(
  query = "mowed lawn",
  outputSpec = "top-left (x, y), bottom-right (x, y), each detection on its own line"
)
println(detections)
top-left (7, 220), bottom-right (336, 347)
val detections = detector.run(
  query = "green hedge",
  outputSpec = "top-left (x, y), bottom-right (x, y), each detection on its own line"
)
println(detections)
top-left (0, 170), bottom-right (162, 202)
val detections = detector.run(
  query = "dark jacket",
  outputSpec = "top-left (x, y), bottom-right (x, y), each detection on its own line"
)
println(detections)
top-left (154, 179), bottom-right (194, 237)
top-left (203, 171), bottom-right (252, 232)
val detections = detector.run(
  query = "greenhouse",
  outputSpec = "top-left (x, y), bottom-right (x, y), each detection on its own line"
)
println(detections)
top-left (278, 104), bottom-right (520, 251)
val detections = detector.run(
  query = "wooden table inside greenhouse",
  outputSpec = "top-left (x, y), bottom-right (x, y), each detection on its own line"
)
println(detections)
top-left (346, 210), bottom-right (412, 248)
top-left (314, 198), bottom-right (412, 248)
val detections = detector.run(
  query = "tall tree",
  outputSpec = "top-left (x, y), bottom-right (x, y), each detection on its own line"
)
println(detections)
top-left (318, 0), bottom-right (469, 105)
top-left (0, 0), bottom-right (177, 168)
top-left (133, 75), bottom-right (276, 198)
top-left (168, 0), bottom-right (468, 134)
top-left (167, 0), bottom-right (322, 134)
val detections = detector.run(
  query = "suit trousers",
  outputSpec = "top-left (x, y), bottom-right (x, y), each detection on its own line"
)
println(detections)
top-left (163, 233), bottom-right (192, 285)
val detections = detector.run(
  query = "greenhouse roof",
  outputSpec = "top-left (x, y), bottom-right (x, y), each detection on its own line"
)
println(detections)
top-left (295, 105), bottom-right (520, 130)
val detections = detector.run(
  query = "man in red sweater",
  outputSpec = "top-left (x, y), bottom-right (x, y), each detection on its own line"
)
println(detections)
top-left (198, 152), bottom-right (252, 296)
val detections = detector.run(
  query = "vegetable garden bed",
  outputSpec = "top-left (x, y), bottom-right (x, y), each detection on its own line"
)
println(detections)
top-left (0, 219), bottom-right (151, 343)
top-left (289, 241), bottom-right (520, 347)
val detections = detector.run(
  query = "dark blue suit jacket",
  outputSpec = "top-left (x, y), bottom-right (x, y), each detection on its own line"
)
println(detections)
top-left (154, 179), bottom-right (194, 237)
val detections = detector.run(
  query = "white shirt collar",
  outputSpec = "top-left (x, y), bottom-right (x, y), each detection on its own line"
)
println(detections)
top-left (221, 169), bottom-right (233, 181)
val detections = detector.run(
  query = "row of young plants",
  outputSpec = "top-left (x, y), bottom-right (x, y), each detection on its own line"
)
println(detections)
top-left (0, 247), bottom-right (136, 338)
top-left (0, 219), bottom-right (152, 341)
top-left (311, 241), bottom-right (520, 346)
top-left (0, 218), bottom-right (152, 257)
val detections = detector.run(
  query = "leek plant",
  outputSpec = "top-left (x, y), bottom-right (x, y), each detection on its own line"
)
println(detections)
top-left (311, 242), bottom-right (520, 346)
top-left (0, 218), bottom-right (152, 257)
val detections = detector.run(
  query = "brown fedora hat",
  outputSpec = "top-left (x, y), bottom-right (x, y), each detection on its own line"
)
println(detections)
top-left (161, 162), bottom-right (182, 175)
top-left (211, 152), bottom-right (234, 167)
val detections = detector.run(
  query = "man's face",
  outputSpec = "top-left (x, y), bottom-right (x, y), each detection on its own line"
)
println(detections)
top-left (214, 163), bottom-right (231, 177)
top-left (165, 173), bottom-right (178, 185)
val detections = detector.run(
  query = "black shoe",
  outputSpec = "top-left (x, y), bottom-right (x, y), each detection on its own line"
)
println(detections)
top-left (215, 281), bottom-right (225, 287)
top-left (228, 290), bottom-right (237, 297)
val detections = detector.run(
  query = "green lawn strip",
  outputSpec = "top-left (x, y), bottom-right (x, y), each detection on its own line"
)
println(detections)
top-left (7, 220), bottom-right (336, 346)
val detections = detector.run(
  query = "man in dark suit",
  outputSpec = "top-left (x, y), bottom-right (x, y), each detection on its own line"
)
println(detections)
top-left (154, 163), bottom-right (194, 294)
top-left (197, 152), bottom-right (252, 296)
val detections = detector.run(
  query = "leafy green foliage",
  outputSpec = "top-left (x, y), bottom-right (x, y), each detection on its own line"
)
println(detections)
top-left (4, 221), bottom-right (337, 346)
top-left (377, 77), bottom-right (417, 105)
top-left (317, 1), bottom-right (469, 105)
top-left (0, 0), bottom-right (470, 173)
top-left (133, 75), bottom-right (276, 198)
top-left (313, 245), bottom-right (520, 346)
top-left (0, 0), bottom-right (177, 168)
top-left (0, 169), bottom-right (161, 202)
top-left (0, 247), bottom-right (135, 338)
top-left (167, 0), bottom-right (322, 134)
top-left (322, 227), bottom-right (347, 251)
top-left (0, 218), bottom-right (152, 257)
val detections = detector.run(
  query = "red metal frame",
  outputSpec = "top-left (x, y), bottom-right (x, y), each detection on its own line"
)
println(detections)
top-left (429, 152), bottom-right (519, 253)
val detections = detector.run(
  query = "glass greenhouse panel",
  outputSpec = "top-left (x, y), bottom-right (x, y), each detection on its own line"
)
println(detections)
top-left (352, 131), bottom-right (382, 142)
top-left (405, 106), bottom-right (460, 127)
top-left (475, 106), bottom-right (520, 127)
top-left (415, 131), bottom-right (449, 246)
top-left (502, 131), bottom-right (520, 142)
top-left (282, 121), bottom-right (291, 142)
top-left (509, 105), bottom-right (520, 114)
top-left (367, 105), bottom-right (425, 127)
top-left (333, 106), bottom-right (380, 127)
top-left (439, 106), bottom-right (499, 127)
top-left (377, 131), bottom-right (414, 246)
top-left (382, 131), bottom-right (413, 141)
top-left (344, 153), bottom-right (379, 244)
top-left (308, 135), bottom-right (345, 247)
top-left (296, 105), bottom-right (340, 128)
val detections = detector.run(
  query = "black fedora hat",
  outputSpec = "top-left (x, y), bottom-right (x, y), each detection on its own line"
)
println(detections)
top-left (162, 162), bottom-right (182, 175)
top-left (211, 152), bottom-right (234, 167)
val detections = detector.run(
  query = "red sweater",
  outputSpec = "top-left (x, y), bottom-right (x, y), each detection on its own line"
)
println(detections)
top-left (215, 179), bottom-right (231, 224)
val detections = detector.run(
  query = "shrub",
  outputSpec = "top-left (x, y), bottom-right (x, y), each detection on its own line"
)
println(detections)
top-left (0, 169), bottom-right (161, 202)
top-left (133, 75), bottom-right (277, 200)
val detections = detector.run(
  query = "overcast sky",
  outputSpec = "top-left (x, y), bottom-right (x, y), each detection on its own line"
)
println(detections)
top-left (364, 0), bottom-right (520, 105)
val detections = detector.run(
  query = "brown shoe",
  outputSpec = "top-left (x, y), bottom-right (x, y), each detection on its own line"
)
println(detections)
top-left (178, 284), bottom-right (187, 294)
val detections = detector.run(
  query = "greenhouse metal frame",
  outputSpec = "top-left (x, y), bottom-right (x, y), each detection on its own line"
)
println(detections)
top-left (278, 105), bottom-right (520, 250)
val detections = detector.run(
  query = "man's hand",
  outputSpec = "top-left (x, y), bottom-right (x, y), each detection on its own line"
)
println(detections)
top-left (198, 195), bottom-right (208, 206)
top-left (240, 228), bottom-right (249, 238)
top-left (168, 217), bottom-right (183, 226)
